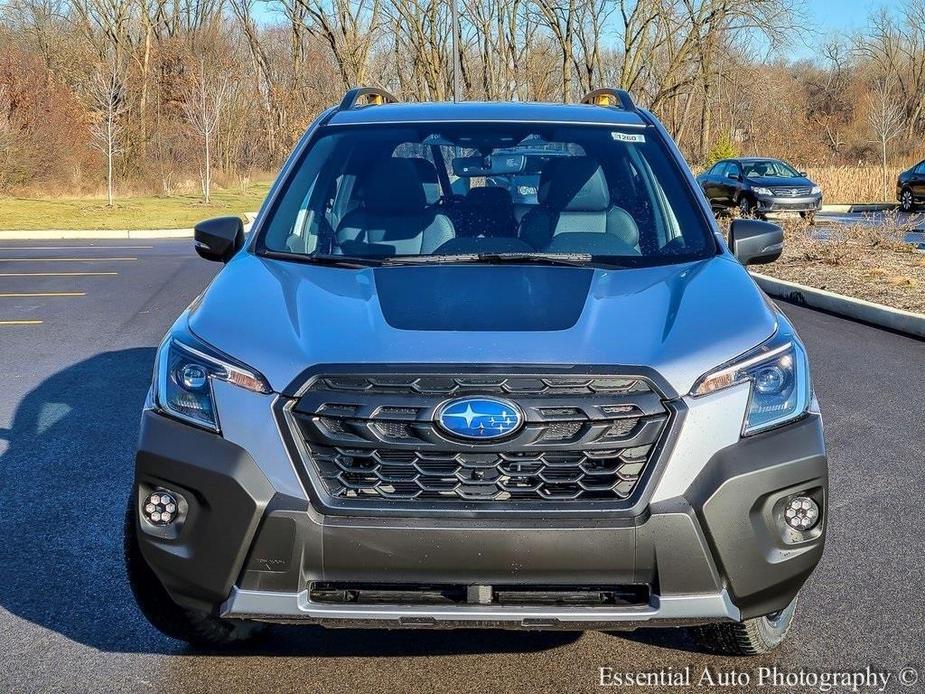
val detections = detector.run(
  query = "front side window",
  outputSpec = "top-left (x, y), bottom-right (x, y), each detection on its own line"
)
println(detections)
top-left (258, 123), bottom-right (714, 267)
top-left (743, 160), bottom-right (801, 178)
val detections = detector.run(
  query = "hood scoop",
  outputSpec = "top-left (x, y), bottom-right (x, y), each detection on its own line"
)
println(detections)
top-left (373, 265), bottom-right (594, 332)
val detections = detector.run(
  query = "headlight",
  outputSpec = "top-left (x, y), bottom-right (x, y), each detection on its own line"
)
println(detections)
top-left (691, 320), bottom-right (812, 435)
top-left (811, 185), bottom-right (821, 195)
top-left (154, 320), bottom-right (271, 432)
top-left (752, 186), bottom-right (773, 196)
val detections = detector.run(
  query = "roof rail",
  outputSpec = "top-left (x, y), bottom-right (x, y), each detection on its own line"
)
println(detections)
top-left (339, 87), bottom-right (399, 111)
top-left (580, 88), bottom-right (636, 111)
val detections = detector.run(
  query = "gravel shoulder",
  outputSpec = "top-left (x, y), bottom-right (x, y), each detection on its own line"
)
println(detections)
top-left (745, 217), bottom-right (925, 314)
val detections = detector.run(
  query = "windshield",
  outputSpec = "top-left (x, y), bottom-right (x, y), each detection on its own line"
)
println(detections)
top-left (743, 160), bottom-right (801, 179)
top-left (258, 123), bottom-right (714, 267)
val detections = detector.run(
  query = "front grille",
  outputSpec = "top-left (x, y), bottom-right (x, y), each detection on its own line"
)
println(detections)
top-left (769, 186), bottom-right (813, 197)
top-left (286, 373), bottom-right (672, 508)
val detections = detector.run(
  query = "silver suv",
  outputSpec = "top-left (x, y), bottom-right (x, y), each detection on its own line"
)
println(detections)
top-left (125, 88), bottom-right (826, 655)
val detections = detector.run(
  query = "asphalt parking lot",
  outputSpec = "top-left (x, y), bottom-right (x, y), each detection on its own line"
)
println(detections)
top-left (0, 238), bottom-right (923, 693)
top-left (815, 209), bottom-right (925, 247)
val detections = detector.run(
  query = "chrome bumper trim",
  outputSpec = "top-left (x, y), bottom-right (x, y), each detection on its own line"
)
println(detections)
top-left (221, 587), bottom-right (741, 628)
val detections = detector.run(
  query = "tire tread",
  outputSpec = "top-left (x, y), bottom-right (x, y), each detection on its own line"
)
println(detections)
top-left (688, 598), bottom-right (797, 656)
top-left (124, 496), bottom-right (264, 647)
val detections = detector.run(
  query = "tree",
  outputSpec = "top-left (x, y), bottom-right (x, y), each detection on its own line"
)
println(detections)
top-left (868, 76), bottom-right (905, 201)
top-left (805, 41), bottom-right (854, 159)
top-left (182, 58), bottom-right (229, 204)
top-left (295, 0), bottom-right (382, 91)
top-left (88, 59), bottom-right (127, 206)
top-left (533, 0), bottom-right (579, 102)
top-left (704, 132), bottom-right (737, 167)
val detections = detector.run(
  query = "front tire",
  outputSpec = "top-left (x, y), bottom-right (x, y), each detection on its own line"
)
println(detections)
top-left (687, 597), bottom-right (798, 655)
top-left (124, 495), bottom-right (265, 647)
top-left (900, 188), bottom-right (915, 212)
top-left (737, 196), bottom-right (755, 218)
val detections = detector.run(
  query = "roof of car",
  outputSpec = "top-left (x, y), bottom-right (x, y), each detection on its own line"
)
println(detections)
top-left (727, 157), bottom-right (786, 162)
top-left (326, 101), bottom-right (649, 127)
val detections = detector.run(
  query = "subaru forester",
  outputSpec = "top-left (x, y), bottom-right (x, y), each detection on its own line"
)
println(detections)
top-left (125, 87), bottom-right (827, 655)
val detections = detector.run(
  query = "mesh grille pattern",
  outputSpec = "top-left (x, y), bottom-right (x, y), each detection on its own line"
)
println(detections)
top-left (769, 186), bottom-right (814, 197)
top-left (289, 373), bottom-right (670, 506)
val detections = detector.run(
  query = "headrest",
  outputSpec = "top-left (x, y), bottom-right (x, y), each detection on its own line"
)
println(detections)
top-left (363, 158), bottom-right (426, 214)
top-left (407, 157), bottom-right (441, 204)
top-left (466, 186), bottom-right (513, 209)
top-left (407, 157), bottom-right (439, 183)
top-left (538, 157), bottom-right (610, 212)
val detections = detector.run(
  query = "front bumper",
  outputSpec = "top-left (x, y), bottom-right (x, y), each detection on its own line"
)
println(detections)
top-left (133, 407), bottom-right (827, 628)
top-left (755, 194), bottom-right (821, 213)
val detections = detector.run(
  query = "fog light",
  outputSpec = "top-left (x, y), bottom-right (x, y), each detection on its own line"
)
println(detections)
top-left (784, 495), bottom-right (819, 531)
top-left (142, 490), bottom-right (179, 526)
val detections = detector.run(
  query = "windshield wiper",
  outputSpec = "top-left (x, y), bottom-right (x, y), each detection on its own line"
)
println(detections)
top-left (262, 250), bottom-right (383, 268)
top-left (382, 252), bottom-right (597, 268)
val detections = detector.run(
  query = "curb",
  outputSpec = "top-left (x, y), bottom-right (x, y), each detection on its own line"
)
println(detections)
top-left (0, 212), bottom-right (260, 241)
top-left (819, 203), bottom-right (898, 213)
top-left (751, 272), bottom-right (925, 339)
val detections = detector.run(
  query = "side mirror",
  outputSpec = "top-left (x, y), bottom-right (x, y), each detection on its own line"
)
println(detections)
top-left (194, 216), bottom-right (244, 263)
top-left (799, 170), bottom-right (808, 177)
top-left (726, 172), bottom-right (741, 181)
top-left (728, 218), bottom-right (783, 265)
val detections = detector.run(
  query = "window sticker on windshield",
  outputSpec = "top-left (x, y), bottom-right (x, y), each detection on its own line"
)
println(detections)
top-left (611, 131), bottom-right (645, 144)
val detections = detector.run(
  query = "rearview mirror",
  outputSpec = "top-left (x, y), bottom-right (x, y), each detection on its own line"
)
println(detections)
top-left (453, 154), bottom-right (525, 177)
top-left (194, 216), bottom-right (244, 263)
top-left (728, 219), bottom-right (783, 266)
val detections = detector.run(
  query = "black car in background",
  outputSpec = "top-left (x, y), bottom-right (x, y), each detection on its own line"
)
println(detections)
top-left (696, 157), bottom-right (822, 221)
top-left (896, 159), bottom-right (925, 211)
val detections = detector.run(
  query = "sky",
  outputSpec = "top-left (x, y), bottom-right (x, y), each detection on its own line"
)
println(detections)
top-left (793, 0), bottom-right (883, 59)
top-left (250, 0), bottom-right (888, 64)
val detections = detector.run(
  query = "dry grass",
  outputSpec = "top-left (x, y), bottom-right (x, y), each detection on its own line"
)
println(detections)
top-left (804, 166), bottom-right (904, 204)
top-left (0, 182), bottom-right (270, 230)
top-left (758, 215), bottom-right (925, 313)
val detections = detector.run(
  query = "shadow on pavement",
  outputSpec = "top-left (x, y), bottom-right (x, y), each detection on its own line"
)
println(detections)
top-left (613, 627), bottom-right (701, 654)
top-left (0, 348), bottom-right (577, 657)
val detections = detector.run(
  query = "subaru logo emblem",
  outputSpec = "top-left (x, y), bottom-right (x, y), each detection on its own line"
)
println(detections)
top-left (435, 397), bottom-right (524, 440)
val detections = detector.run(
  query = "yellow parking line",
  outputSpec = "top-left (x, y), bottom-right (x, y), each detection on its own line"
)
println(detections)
top-left (0, 320), bottom-right (43, 326)
top-left (0, 271), bottom-right (118, 276)
top-left (0, 245), bottom-right (153, 250)
top-left (0, 292), bottom-right (85, 297)
top-left (0, 257), bottom-right (137, 262)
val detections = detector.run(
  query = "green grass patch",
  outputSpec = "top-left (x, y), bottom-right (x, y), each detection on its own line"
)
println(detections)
top-left (0, 183), bottom-right (271, 230)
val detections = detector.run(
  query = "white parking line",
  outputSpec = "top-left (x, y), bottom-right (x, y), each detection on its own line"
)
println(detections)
top-left (0, 320), bottom-right (43, 326)
top-left (0, 292), bottom-right (86, 297)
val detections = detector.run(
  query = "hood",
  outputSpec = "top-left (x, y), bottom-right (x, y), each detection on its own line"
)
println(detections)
top-left (748, 175), bottom-right (814, 188)
top-left (189, 254), bottom-right (777, 397)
